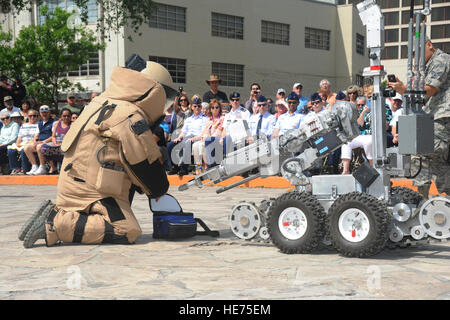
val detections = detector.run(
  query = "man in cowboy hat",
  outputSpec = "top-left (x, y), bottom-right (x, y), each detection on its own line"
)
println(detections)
top-left (202, 74), bottom-right (229, 104)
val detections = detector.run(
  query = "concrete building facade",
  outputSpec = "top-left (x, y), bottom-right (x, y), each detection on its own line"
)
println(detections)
top-left (340, 0), bottom-right (450, 82)
top-left (2, 0), bottom-right (370, 101)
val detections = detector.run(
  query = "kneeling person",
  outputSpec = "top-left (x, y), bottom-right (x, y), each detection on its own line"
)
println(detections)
top-left (20, 62), bottom-right (176, 248)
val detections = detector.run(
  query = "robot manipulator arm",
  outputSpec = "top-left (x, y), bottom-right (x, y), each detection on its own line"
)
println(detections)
top-left (179, 101), bottom-right (360, 192)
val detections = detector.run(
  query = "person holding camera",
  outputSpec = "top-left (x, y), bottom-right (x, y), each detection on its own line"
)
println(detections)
top-left (202, 75), bottom-right (229, 105)
top-left (245, 83), bottom-right (262, 114)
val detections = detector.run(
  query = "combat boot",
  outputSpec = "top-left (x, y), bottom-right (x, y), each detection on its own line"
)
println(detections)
top-left (18, 200), bottom-right (52, 241)
top-left (23, 203), bottom-right (56, 248)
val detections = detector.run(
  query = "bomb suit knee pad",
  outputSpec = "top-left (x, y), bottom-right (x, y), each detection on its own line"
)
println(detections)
top-left (45, 198), bottom-right (142, 246)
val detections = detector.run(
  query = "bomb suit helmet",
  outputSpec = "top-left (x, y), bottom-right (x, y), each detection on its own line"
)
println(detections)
top-left (141, 61), bottom-right (178, 112)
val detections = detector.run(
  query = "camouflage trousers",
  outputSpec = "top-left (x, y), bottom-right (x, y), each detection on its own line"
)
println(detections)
top-left (412, 118), bottom-right (450, 196)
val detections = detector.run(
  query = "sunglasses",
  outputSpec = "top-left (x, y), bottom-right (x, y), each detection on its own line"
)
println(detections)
top-left (357, 104), bottom-right (365, 106)
top-left (192, 105), bottom-right (201, 108)
top-left (231, 98), bottom-right (240, 102)
top-left (180, 99), bottom-right (188, 102)
top-left (287, 101), bottom-right (298, 105)
top-left (349, 92), bottom-right (357, 95)
top-left (257, 103), bottom-right (267, 107)
top-left (62, 115), bottom-right (71, 117)
top-left (312, 101), bottom-right (321, 105)
top-left (211, 106), bottom-right (220, 109)
top-left (29, 114), bottom-right (39, 118)
top-left (0, 117), bottom-right (9, 120)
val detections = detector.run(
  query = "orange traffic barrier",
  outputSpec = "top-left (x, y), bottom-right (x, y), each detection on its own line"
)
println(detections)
top-left (0, 174), bottom-right (443, 195)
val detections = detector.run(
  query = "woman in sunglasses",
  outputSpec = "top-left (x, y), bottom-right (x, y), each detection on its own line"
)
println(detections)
top-left (38, 108), bottom-right (72, 174)
top-left (194, 99), bottom-right (225, 174)
top-left (7, 109), bottom-right (40, 175)
top-left (0, 110), bottom-right (20, 173)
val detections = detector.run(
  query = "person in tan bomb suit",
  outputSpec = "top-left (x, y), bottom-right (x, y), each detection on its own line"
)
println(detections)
top-left (19, 61), bottom-right (178, 248)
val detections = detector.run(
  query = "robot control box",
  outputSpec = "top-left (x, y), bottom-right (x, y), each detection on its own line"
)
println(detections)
top-left (398, 114), bottom-right (434, 155)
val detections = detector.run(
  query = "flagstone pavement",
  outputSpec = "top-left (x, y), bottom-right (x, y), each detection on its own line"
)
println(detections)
top-left (0, 185), bottom-right (449, 300)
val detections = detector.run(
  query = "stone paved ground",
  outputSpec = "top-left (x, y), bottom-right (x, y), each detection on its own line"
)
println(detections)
top-left (0, 185), bottom-right (449, 300)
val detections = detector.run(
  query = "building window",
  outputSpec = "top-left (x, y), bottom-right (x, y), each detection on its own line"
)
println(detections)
top-left (401, 27), bottom-right (409, 41)
top-left (149, 56), bottom-right (186, 83)
top-left (66, 52), bottom-right (99, 77)
top-left (384, 12), bottom-right (399, 26)
top-left (305, 27), bottom-right (330, 50)
top-left (39, 0), bottom-right (98, 24)
top-left (356, 33), bottom-right (365, 55)
top-left (431, 6), bottom-right (450, 22)
top-left (401, 10), bottom-right (417, 24)
top-left (212, 12), bottom-right (244, 40)
top-left (381, 46), bottom-right (399, 59)
top-left (148, 2), bottom-right (186, 32)
top-left (431, 24), bottom-right (450, 39)
top-left (355, 74), bottom-right (364, 87)
top-left (261, 20), bottom-right (290, 46)
top-left (211, 62), bottom-right (244, 87)
top-left (434, 42), bottom-right (450, 53)
top-left (401, 45), bottom-right (409, 58)
top-left (378, 0), bottom-right (400, 9)
top-left (337, 0), bottom-right (346, 4)
top-left (432, 0), bottom-right (450, 4)
top-left (385, 29), bottom-right (399, 42)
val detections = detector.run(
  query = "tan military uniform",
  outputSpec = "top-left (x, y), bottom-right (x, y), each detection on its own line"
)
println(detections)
top-left (45, 67), bottom-right (170, 245)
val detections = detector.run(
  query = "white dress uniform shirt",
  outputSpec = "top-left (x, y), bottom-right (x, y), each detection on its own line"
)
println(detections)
top-left (274, 111), bottom-right (304, 136)
top-left (181, 114), bottom-right (207, 137)
top-left (223, 106), bottom-right (250, 131)
top-left (249, 111), bottom-right (276, 138)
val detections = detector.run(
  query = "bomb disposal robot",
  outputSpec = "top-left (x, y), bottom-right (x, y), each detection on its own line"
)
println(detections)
top-left (180, 0), bottom-right (449, 257)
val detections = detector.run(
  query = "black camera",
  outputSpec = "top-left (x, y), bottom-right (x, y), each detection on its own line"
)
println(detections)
top-left (253, 90), bottom-right (258, 95)
top-left (383, 86), bottom-right (397, 98)
top-left (178, 87), bottom-right (183, 93)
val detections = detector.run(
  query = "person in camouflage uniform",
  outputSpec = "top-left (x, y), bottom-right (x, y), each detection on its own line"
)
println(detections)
top-left (389, 40), bottom-right (450, 198)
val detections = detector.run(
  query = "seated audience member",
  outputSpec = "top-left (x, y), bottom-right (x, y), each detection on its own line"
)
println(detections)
top-left (64, 93), bottom-right (81, 113)
top-left (390, 93), bottom-right (404, 145)
top-left (201, 102), bottom-right (209, 117)
top-left (71, 112), bottom-right (79, 122)
top-left (319, 79), bottom-right (337, 107)
top-left (267, 98), bottom-right (276, 114)
top-left (272, 92), bottom-right (304, 138)
top-left (24, 105), bottom-right (55, 175)
top-left (276, 88), bottom-right (286, 102)
top-left (221, 92), bottom-right (250, 149)
top-left (2, 95), bottom-right (21, 114)
top-left (203, 75), bottom-right (229, 104)
top-left (0, 110), bottom-right (20, 174)
top-left (175, 93), bottom-right (192, 118)
top-left (10, 111), bottom-right (24, 126)
top-left (194, 99), bottom-right (225, 173)
top-left (7, 109), bottom-right (40, 175)
top-left (318, 90), bottom-right (330, 110)
top-left (274, 99), bottom-right (288, 119)
top-left (39, 108), bottom-right (72, 174)
top-left (341, 96), bottom-right (373, 174)
top-left (347, 85), bottom-right (360, 105)
top-left (167, 97), bottom-right (207, 176)
top-left (335, 91), bottom-right (346, 102)
top-left (310, 93), bottom-right (325, 114)
top-left (221, 104), bottom-right (230, 114)
top-left (292, 82), bottom-right (309, 114)
top-left (247, 95), bottom-right (276, 143)
top-left (20, 101), bottom-right (32, 123)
